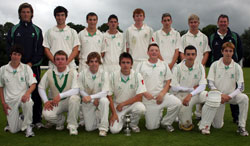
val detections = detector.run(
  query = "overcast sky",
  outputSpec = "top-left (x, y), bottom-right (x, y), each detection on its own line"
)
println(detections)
top-left (1, 0), bottom-right (249, 35)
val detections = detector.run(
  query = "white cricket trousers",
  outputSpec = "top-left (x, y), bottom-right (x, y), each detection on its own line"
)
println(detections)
top-left (43, 95), bottom-right (80, 128)
top-left (110, 102), bottom-right (146, 134)
top-left (144, 94), bottom-right (181, 130)
top-left (81, 97), bottom-right (110, 132)
top-left (199, 93), bottom-right (249, 130)
top-left (176, 91), bottom-right (207, 127)
top-left (6, 98), bottom-right (33, 133)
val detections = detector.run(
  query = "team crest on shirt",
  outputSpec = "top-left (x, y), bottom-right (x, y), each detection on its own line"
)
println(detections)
top-left (194, 74), bottom-right (198, 79)
top-left (160, 71), bottom-right (163, 76)
top-left (20, 77), bottom-right (25, 82)
top-left (65, 36), bottom-right (70, 40)
top-left (144, 34), bottom-right (148, 38)
top-left (118, 86), bottom-right (122, 90)
top-left (172, 39), bottom-right (175, 44)
top-left (199, 42), bottom-right (202, 46)
top-left (229, 39), bottom-right (232, 42)
top-left (98, 40), bottom-right (101, 43)
top-left (130, 84), bottom-right (134, 89)
top-left (231, 74), bottom-right (234, 79)
top-left (32, 33), bottom-right (35, 38)
top-left (98, 83), bottom-right (102, 88)
top-left (132, 36), bottom-right (136, 44)
top-left (182, 76), bottom-right (185, 80)
top-left (118, 42), bottom-right (120, 46)
top-left (218, 75), bottom-right (221, 78)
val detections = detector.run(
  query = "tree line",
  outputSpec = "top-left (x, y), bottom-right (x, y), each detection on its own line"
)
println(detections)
top-left (1, 22), bottom-right (250, 67)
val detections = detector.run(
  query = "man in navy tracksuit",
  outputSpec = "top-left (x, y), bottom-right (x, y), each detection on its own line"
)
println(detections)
top-left (209, 14), bottom-right (243, 124)
top-left (6, 3), bottom-right (44, 128)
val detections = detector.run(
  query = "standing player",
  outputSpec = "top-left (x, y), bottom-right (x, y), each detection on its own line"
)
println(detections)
top-left (108, 52), bottom-right (146, 134)
top-left (43, 6), bottom-right (80, 69)
top-left (136, 43), bottom-right (181, 131)
top-left (171, 45), bottom-right (207, 131)
top-left (199, 42), bottom-right (248, 136)
top-left (38, 50), bottom-right (80, 135)
top-left (78, 52), bottom-right (110, 137)
top-left (7, 3), bottom-right (44, 128)
top-left (209, 14), bottom-right (243, 124)
top-left (101, 14), bottom-right (125, 73)
top-left (152, 13), bottom-right (181, 70)
top-left (180, 14), bottom-right (210, 65)
top-left (125, 8), bottom-right (153, 69)
top-left (0, 45), bottom-right (37, 137)
top-left (78, 12), bottom-right (104, 72)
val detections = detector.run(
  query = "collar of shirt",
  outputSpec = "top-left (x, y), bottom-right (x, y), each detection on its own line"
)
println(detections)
top-left (180, 60), bottom-right (198, 71)
top-left (160, 27), bottom-right (173, 36)
top-left (120, 69), bottom-right (135, 83)
top-left (6, 62), bottom-right (24, 73)
top-left (83, 28), bottom-right (101, 36)
top-left (105, 30), bottom-right (121, 39)
top-left (146, 59), bottom-right (160, 68)
top-left (20, 20), bottom-right (33, 27)
top-left (217, 58), bottom-right (234, 69)
top-left (53, 25), bottom-right (70, 32)
top-left (186, 30), bottom-right (201, 38)
top-left (86, 68), bottom-right (101, 80)
top-left (217, 30), bottom-right (227, 40)
top-left (131, 23), bottom-right (146, 30)
top-left (53, 66), bottom-right (69, 75)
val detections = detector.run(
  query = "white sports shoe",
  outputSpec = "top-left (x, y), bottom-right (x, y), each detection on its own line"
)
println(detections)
top-left (26, 125), bottom-right (35, 137)
top-left (4, 125), bottom-right (10, 132)
top-left (130, 125), bottom-right (140, 133)
top-left (56, 116), bottom-right (65, 131)
top-left (201, 126), bottom-right (210, 135)
top-left (237, 127), bottom-right (249, 136)
top-left (165, 125), bottom-right (175, 132)
top-left (99, 130), bottom-right (107, 137)
top-left (69, 127), bottom-right (78, 135)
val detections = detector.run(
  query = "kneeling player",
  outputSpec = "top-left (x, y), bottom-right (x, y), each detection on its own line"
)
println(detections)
top-left (136, 43), bottom-right (181, 131)
top-left (0, 45), bottom-right (37, 137)
top-left (78, 52), bottom-right (110, 137)
top-left (108, 52), bottom-right (146, 134)
top-left (199, 42), bottom-right (249, 136)
top-left (38, 50), bottom-right (80, 135)
top-left (171, 45), bottom-right (207, 131)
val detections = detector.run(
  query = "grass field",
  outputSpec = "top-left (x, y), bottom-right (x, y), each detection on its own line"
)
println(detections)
top-left (0, 68), bottom-right (250, 146)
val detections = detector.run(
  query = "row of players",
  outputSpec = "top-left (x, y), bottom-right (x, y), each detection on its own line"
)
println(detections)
top-left (0, 42), bottom-right (248, 137)
top-left (7, 3), bottom-right (242, 132)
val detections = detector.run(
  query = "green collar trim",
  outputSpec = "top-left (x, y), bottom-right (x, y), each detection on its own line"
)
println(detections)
top-left (92, 75), bottom-right (96, 80)
top-left (121, 76), bottom-right (130, 83)
top-left (153, 64), bottom-right (156, 68)
top-left (13, 70), bottom-right (17, 74)
top-left (225, 66), bottom-right (229, 70)
top-left (188, 67), bottom-right (193, 71)
top-left (88, 32), bottom-right (96, 37)
top-left (111, 35), bottom-right (116, 39)
top-left (53, 71), bottom-right (69, 93)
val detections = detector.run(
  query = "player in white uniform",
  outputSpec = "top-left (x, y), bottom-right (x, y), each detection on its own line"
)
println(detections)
top-left (108, 52), bottom-right (146, 134)
top-left (78, 52), bottom-right (110, 137)
top-left (152, 13), bottom-right (181, 70)
top-left (136, 43), bottom-right (181, 131)
top-left (125, 8), bottom-right (153, 69)
top-left (180, 14), bottom-right (210, 65)
top-left (43, 6), bottom-right (80, 69)
top-left (180, 14), bottom-right (210, 119)
top-left (171, 45), bottom-right (207, 131)
top-left (101, 14), bottom-right (125, 73)
top-left (199, 42), bottom-right (249, 136)
top-left (38, 50), bottom-right (80, 135)
top-left (78, 12), bottom-right (104, 72)
top-left (0, 45), bottom-right (37, 137)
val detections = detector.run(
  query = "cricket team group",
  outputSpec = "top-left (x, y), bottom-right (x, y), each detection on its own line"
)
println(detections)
top-left (0, 2), bottom-right (249, 138)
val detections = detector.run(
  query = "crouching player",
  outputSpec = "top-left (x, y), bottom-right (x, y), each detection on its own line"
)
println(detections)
top-left (199, 42), bottom-right (249, 136)
top-left (136, 43), bottom-right (181, 131)
top-left (108, 52), bottom-right (146, 134)
top-left (78, 52), bottom-right (110, 137)
top-left (0, 45), bottom-right (37, 137)
top-left (38, 50), bottom-right (80, 135)
top-left (171, 45), bottom-right (207, 131)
